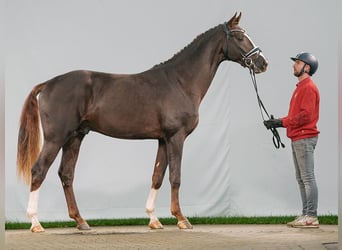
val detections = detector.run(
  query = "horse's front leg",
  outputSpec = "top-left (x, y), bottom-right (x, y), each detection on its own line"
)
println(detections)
top-left (146, 139), bottom-right (168, 229)
top-left (167, 133), bottom-right (193, 229)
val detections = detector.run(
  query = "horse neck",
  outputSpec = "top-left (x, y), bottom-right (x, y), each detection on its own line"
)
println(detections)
top-left (167, 26), bottom-right (226, 106)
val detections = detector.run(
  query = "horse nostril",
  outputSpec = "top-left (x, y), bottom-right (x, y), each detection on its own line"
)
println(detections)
top-left (263, 59), bottom-right (269, 71)
top-left (255, 56), bottom-right (268, 72)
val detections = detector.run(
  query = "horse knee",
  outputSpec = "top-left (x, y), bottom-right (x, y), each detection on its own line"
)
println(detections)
top-left (169, 168), bottom-right (181, 189)
top-left (169, 176), bottom-right (181, 189)
top-left (152, 177), bottom-right (163, 189)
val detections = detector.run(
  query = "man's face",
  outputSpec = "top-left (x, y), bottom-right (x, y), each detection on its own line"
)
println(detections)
top-left (293, 60), bottom-right (308, 77)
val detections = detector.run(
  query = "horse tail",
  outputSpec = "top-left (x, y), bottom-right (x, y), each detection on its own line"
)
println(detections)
top-left (17, 83), bottom-right (46, 186)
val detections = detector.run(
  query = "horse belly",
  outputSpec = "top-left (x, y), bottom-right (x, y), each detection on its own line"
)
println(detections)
top-left (89, 104), bottom-right (162, 139)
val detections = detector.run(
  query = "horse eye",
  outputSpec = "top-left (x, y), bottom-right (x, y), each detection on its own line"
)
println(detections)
top-left (236, 35), bottom-right (244, 41)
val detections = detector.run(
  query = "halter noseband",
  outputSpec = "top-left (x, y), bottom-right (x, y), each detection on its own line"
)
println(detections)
top-left (222, 22), bottom-right (262, 69)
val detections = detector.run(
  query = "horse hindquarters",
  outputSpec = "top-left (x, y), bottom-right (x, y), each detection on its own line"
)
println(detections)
top-left (19, 78), bottom-right (90, 232)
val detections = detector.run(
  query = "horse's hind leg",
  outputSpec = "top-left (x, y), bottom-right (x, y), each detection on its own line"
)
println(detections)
top-left (146, 139), bottom-right (168, 229)
top-left (58, 134), bottom-right (90, 230)
top-left (28, 142), bottom-right (61, 232)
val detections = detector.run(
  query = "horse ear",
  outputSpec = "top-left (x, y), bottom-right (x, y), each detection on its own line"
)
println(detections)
top-left (236, 12), bottom-right (242, 23)
top-left (227, 12), bottom-right (242, 28)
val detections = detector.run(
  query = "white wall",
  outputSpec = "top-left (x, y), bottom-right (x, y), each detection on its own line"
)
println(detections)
top-left (0, 1), bottom-right (5, 248)
top-left (5, 0), bottom-right (339, 222)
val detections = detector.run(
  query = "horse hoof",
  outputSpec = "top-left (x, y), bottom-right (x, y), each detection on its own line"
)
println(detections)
top-left (148, 220), bottom-right (164, 229)
top-left (77, 223), bottom-right (91, 230)
top-left (31, 224), bottom-right (45, 233)
top-left (177, 219), bottom-right (193, 229)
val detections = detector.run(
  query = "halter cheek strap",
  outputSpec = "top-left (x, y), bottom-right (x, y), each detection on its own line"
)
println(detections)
top-left (221, 22), bottom-right (232, 59)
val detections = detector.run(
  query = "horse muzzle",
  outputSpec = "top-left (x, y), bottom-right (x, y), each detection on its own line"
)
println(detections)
top-left (242, 47), bottom-right (268, 74)
top-left (248, 53), bottom-right (268, 74)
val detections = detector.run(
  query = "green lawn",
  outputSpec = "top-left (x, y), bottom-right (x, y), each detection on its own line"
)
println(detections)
top-left (5, 215), bottom-right (337, 230)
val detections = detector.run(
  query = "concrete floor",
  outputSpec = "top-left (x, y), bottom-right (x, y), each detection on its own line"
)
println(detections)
top-left (5, 224), bottom-right (338, 250)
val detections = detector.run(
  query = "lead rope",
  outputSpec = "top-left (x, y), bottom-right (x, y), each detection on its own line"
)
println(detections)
top-left (248, 68), bottom-right (285, 149)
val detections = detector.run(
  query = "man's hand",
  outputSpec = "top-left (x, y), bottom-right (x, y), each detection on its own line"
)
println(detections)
top-left (263, 118), bottom-right (283, 129)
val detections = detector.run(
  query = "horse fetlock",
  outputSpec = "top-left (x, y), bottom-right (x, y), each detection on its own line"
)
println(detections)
top-left (68, 211), bottom-right (82, 221)
top-left (26, 209), bottom-right (36, 218)
top-left (170, 207), bottom-right (182, 218)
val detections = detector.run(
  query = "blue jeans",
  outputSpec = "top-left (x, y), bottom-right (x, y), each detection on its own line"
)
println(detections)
top-left (291, 137), bottom-right (318, 217)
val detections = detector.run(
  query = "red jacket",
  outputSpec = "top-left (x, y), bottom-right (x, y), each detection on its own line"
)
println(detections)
top-left (281, 77), bottom-right (320, 141)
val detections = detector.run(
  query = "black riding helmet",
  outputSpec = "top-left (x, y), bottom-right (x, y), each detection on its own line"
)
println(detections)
top-left (290, 52), bottom-right (318, 76)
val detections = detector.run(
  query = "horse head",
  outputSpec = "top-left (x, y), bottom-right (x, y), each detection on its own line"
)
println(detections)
top-left (223, 12), bottom-right (268, 74)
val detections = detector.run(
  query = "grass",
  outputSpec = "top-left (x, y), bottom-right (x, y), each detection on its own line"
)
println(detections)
top-left (5, 215), bottom-right (337, 230)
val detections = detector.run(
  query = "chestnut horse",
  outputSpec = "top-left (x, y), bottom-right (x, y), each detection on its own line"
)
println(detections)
top-left (17, 13), bottom-right (267, 232)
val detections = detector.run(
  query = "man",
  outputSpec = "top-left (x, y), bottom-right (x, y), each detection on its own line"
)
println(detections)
top-left (264, 52), bottom-right (320, 228)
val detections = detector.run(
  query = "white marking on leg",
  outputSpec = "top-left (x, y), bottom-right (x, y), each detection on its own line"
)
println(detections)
top-left (145, 188), bottom-right (158, 222)
top-left (27, 189), bottom-right (41, 228)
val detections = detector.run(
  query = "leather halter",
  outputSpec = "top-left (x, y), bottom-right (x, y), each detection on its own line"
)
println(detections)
top-left (221, 22), bottom-right (262, 68)
top-left (222, 23), bottom-right (284, 149)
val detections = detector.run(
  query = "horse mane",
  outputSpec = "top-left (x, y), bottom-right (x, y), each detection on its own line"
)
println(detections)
top-left (153, 24), bottom-right (220, 68)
